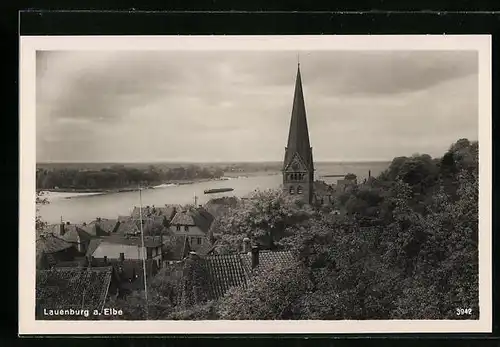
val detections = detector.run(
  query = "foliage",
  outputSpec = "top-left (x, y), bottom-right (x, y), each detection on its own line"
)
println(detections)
top-left (36, 164), bottom-right (225, 191)
top-left (112, 138), bottom-right (479, 320)
top-left (211, 189), bottom-right (314, 253)
top-left (36, 190), bottom-right (48, 233)
top-left (214, 138), bottom-right (479, 320)
top-left (217, 261), bottom-right (312, 319)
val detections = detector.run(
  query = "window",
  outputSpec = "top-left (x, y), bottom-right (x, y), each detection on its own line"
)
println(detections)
top-left (289, 186), bottom-right (294, 194)
top-left (197, 237), bottom-right (202, 245)
top-left (297, 186), bottom-right (303, 194)
top-left (176, 225), bottom-right (180, 231)
top-left (184, 225), bottom-right (189, 232)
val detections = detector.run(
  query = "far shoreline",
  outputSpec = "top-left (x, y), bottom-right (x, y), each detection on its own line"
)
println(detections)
top-left (36, 174), bottom-right (281, 195)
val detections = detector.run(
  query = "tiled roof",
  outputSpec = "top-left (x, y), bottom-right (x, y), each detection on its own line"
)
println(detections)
top-left (131, 204), bottom-right (178, 220)
top-left (193, 207), bottom-right (214, 233)
top-left (171, 210), bottom-right (196, 226)
top-left (81, 219), bottom-right (119, 236)
top-left (36, 234), bottom-right (74, 254)
top-left (36, 267), bottom-right (113, 316)
top-left (240, 250), bottom-right (296, 273)
top-left (200, 250), bottom-right (295, 301)
top-left (115, 220), bottom-right (140, 235)
top-left (61, 226), bottom-right (93, 244)
top-left (170, 207), bottom-right (214, 234)
top-left (204, 254), bottom-right (250, 300)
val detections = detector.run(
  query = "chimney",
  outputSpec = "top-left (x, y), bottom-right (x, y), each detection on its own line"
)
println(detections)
top-left (119, 252), bottom-right (125, 262)
top-left (368, 170), bottom-right (371, 178)
top-left (251, 245), bottom-right (259, 269)
top-left (66, 221), bottom-right (70, 225)
top-left (242, 237), bottom-right (251, 253)
top-left (104, 256), bottom-right (108, 264)
top-left (59, 223), bottom-right (65, 236)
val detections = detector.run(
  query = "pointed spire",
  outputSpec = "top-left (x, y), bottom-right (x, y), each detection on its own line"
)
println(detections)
top-left (284, 62), bottom-right (313, 171)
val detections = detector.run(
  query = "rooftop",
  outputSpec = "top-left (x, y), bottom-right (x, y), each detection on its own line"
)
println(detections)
top-left (170, 207), bottom-right (214, 233)
top-left (179, 250), bottom-right (295, 302)
top-left (36, 266), bottom-right (113, 315)
top-left (36, 234), bottom-right (74, 254)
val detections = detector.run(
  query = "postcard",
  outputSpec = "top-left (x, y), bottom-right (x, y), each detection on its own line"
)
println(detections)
top-left (19, 35), bottom-right (492, 334)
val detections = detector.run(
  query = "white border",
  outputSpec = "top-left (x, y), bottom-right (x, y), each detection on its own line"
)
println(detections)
top-left (19, 35), bottom-right (492, 335)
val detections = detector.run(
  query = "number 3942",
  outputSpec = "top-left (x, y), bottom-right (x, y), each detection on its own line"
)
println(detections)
top-left (456, 308), bottom-right (472, 315)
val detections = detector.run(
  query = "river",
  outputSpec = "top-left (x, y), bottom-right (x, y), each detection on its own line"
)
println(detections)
top-left (39, 174), bottom-right (283, 224)
top-left (38, 161), bottom-right (390, 225)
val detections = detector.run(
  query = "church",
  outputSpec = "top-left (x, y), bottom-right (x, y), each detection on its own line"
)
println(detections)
top-left (282, 62), bottom-right (333, 206)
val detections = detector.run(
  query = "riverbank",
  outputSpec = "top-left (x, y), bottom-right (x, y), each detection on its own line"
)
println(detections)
top-left (37, 177), bottom-right (230, 194)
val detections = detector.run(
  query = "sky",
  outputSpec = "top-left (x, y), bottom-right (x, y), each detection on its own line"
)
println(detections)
top-left (36, 50), bottom-right (478, 163)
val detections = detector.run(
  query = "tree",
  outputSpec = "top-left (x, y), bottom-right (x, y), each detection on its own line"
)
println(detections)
top-left (217, 261), bottom-right (312, 319)
top-left (211, 189), bottom-right (314, 253)
top-left (36, 190), bottom-right (48, 233)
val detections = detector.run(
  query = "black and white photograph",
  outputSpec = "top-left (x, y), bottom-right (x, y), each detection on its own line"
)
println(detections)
top-left (20, 35), bottom-right (491, 334)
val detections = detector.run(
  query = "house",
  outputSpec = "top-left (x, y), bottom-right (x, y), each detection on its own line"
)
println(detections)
top-left (36, 233), bottom-right (77, 269)
top-left (174, 239), bottom-right (295, 308)
top-left (131, 204), bottom-right (179, 225)
top-left (168, 206), bottom-right (214, 252)
top-left (86, 234), bottom-right (165, 270)
top-left (80, 218), bottom-right (119, 237)
top-left (90, 257), bottom-right (160, 296)
top-left (115, 220), bottom-right (141, 236)
top-left (35, 266), bottom-right (115, 319)
top-left (41, 222), bottom-right (94, 255)
top-left (312, 180), bottom-right (335, 207)
top-left (60, 224), bottom-right (93, 254)
top-left (52, 257), bottom-right (160, 298)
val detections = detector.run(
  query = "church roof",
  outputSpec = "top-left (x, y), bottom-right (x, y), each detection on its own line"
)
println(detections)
top-left (283, 63), bottom-right (314, 171)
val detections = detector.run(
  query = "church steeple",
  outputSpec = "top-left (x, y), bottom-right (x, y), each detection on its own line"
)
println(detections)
top-left (283, 62), bottom-right (314, 204)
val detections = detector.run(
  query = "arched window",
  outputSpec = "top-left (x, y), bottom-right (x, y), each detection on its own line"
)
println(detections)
top-left (297, 186), bottom-right (303, 194)
top-left (289, 186), bottom-right (294, 194)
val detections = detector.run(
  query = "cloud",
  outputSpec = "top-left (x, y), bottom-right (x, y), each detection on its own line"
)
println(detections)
top-left (36, 50), bottom-right (478, 162)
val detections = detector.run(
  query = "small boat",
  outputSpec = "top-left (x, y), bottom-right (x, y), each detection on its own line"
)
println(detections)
top-left (204, 188), bottom-right (234, 194)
